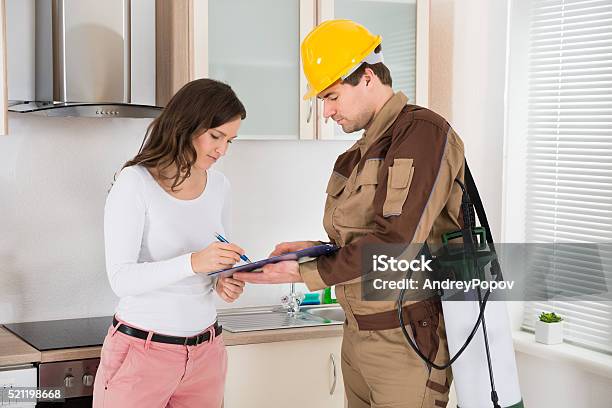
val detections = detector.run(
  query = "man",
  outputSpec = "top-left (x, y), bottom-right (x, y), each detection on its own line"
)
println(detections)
top-left (235, 19), bottom-right (465, 408)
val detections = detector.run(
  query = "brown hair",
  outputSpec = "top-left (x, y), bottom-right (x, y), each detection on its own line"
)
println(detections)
top-left (343, 45), bottom-right (392, 87)
top-left (123, 78), bottom-right (246, 191)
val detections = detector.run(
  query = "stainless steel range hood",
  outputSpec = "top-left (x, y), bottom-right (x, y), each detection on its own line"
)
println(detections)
top-left (7, 0), bottom-right (162, 118)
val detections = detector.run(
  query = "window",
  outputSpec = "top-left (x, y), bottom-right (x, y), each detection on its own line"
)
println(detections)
top-left (505, 0), bottom-right (612, 354)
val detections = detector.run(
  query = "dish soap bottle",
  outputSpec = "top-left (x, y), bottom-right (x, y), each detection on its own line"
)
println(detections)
top-left (322, 286), bottom-right (337, 304)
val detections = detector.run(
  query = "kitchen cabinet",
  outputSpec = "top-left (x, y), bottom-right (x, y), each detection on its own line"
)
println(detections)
top-left (317, 0), bottom-right (429, 140)
top-left (0, 365), bottom-right (37, 408)
top-left (224, 336), bottom-right (345, 408)
top-left (0, 0), bottom-right (428, 138)
top-left (157, 0), bottom-right (312, 140)
top-left (159, 0), bottom-right (314, 140)
top-left (156, 0), bottom-right (193, 107)
top-left (160, 0), bottom-right (428, 141)
top-left (205, 0), bottom-right (309, 141)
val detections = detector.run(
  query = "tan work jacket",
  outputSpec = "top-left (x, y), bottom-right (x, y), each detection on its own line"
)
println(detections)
top-left (300, 92), bottom-right (465, 331)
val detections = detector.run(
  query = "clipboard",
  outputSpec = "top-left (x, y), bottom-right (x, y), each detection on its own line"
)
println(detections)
top-left (208, 244), bottom-right (339, 278)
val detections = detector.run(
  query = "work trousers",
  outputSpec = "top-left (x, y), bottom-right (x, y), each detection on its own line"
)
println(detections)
top-left (341, 309), bottom-right (452, 408)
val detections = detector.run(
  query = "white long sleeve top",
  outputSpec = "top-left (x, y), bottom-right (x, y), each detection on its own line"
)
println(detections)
top-left (104, 164), bottom-right (231, 336)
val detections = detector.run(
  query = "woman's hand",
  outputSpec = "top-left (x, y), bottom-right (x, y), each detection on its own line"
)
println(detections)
top-left (269, 241), bottom-right (319, 257)
top-left (191, 242), bottom-right (245, 274)
top-left (215, 276), bottom-right (245, 302)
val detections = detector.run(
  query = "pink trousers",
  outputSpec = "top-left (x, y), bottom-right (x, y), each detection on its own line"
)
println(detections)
top-left (92, 320), bottom-right (227, 408)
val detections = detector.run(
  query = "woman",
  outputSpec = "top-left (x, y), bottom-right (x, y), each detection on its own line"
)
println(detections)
top-left (93, 78), bottom-right (247, 407)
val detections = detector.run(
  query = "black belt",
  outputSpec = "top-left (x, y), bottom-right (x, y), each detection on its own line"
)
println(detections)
top-left (112, 317), bottom-right (222, 346)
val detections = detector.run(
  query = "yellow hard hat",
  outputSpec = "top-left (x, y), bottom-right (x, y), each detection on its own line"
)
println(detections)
top-left (301, 20), bottom-right (382, 100)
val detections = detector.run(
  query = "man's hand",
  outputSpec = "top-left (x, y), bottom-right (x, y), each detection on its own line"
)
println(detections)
top-left (233, 261), bottom-right (303, 284)
top-left (269, 241), bottom-right (319, 257)
top-left (215, 276), bottom-right (245, 302)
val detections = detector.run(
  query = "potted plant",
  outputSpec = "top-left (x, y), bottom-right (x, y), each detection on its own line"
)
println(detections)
top-left (535, 312), bottom-right (564, 344)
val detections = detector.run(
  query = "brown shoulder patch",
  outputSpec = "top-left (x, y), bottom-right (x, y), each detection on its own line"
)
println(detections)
top-left (410, 105), bottom-right (450, 131)
top-left (333, 148), bottom-right (361, 178)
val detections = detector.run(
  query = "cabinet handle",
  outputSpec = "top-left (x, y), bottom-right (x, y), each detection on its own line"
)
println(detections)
top-left (329, 353), bottom-right (337, 395)
top-left (307, 97), bottom-right (313, 123)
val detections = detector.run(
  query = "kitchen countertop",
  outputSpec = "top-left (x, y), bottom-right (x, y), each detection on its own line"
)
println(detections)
top-left (0, 326), bottom-right (41, 366)
top-left (1, 322), bottom-right (344, 365)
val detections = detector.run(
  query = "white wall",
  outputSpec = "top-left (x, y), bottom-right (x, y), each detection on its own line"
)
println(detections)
top-left (0, 113), bottom-right (352, 324)
top-left (215, 140), bottom-right (353, 300)
top-left (0, 114), bottom-right (151, 323)
top-left (430, 0), bottom-right (507, 242)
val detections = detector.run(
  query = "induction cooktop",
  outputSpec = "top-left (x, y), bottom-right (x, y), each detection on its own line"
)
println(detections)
top-left (3, 316), bottom-right (113, 351)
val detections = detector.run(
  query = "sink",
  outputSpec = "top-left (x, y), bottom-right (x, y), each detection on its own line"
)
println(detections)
top-left (218, 305), bottom-right (345, 333)
top-left (303, 305), bottom-right (346, 323)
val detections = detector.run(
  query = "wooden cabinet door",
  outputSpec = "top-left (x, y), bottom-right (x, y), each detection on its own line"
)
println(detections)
top-left (225, 337), bottom-right (345, 408)
top-left (163, 0), bottom-right (317, 140)
top-left (316, 0), bottom-right (429, 140)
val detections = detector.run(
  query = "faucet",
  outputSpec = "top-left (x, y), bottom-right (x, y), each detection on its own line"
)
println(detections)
top-left (280, 283), bottom-right (304, 315)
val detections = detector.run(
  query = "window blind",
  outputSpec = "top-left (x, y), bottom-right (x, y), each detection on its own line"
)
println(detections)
top-left (520, 0), bottom-right (612, 354)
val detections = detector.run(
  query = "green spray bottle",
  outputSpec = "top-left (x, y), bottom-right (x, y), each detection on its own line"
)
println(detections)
top-left (322, 286), bottom-right (337, 304)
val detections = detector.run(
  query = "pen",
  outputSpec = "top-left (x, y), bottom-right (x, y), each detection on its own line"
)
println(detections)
top-left (214, 232), bottom-right (252, 263)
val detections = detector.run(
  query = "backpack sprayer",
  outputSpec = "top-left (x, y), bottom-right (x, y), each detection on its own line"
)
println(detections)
top-left (397, 162), bottom-right (524, 408)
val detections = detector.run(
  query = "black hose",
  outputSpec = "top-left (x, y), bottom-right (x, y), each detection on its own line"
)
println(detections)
top-left (397, 274), bottom-right (493, 370)
top-left (477, 287), bottom-right (501, 408)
